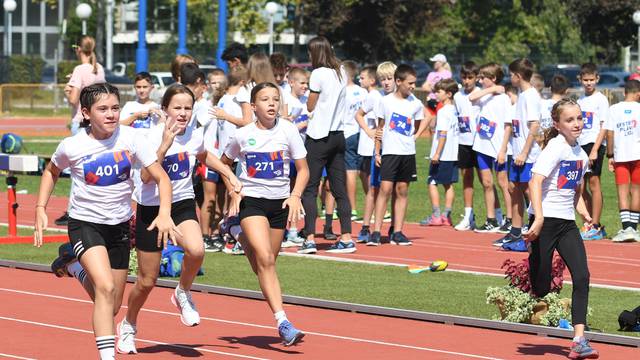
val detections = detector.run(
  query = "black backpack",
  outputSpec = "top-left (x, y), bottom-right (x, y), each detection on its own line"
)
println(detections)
top-left (618, 305), bottom-right (640, 331)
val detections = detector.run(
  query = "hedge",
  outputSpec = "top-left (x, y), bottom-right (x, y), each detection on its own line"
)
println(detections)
top-left (6, 55), bottom-right (46, 83)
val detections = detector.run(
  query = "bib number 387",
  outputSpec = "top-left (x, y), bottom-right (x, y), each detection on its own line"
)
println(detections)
top-left (246, 151), bottom-right (285, 179)
top-left (83, 151), bottom-right (132, 186)
top-left (557, 160), bottom-right (583, 190)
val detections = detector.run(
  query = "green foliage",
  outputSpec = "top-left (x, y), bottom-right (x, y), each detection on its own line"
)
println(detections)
top-left (7, 56), bottom-right (46, 84)
top-left (56, 61), bottom-right (80, 84)
top-left (128, 249), bottom-right (138, 276)
top-left (538, 292), bottom-right (571, 327)
top-left (228, 0), bottom-right (268, 46)
top-left (486, 285), bottom-right (537, 323)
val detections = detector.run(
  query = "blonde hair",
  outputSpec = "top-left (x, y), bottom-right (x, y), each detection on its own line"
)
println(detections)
top-left (376, 61), bottom-right (397, 79)
top-left (78, 36), bottom-right (98, 74)
top-left (543, 98), bottom-right (580, 148)
top-left (247, 53), bottom-right (276, 84)
top-left (441, 62), bottom-right (452, 72)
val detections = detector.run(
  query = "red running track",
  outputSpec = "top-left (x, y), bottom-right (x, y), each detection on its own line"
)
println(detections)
top-left (1, 267), bottom-right (637, 359)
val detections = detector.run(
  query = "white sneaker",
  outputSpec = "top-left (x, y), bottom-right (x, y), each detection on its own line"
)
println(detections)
top-left (612, 227), bottom-right (638, 243)
top-left (116, 319), bottom-right (137, 354)
top-left (171, 286), bottom-right (200, 326)
top-left (454, 216), bottom-right (474, 231)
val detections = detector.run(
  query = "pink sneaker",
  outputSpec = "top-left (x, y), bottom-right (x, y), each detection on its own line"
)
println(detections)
top-left (441, 215), bottom-right (452, 227)
top-left (427, 214), bottom-right (443, 226)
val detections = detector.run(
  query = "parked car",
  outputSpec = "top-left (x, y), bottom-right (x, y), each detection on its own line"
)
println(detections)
top-left (105, 70), bottom-right (132, 85)
top-left (597, 71), bottom-right (630, 89)
top-left (149, 71), bottom-right (176, 102)
top-left (539, 65), bottom-right (582, 88)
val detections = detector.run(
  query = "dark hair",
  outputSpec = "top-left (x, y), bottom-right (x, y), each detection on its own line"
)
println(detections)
top-left (79, 83), bottom-right (120, 127)
top-left (250, 82), bottom-right (280, 103)
top-left (269, 52), bottom-right (288, 70)
top-left (550, 74), bottom-right (569, 95)
top-left (180, 62), bottom-right (205, 87)
top-left (342, 60), bottom-right (359, 80)
top-left (434, 78), bottom-right (458, 96)
top-left (580, 62), bottom-right (599, 77)
top-left (360, 65), bottom-right (377, 82)
top-left (504, 83), bottom-right (517, 95)
top-left (161, 83), bottom-right (195, 110)
top-left (508, 58), bottom-right (535, 82)
top-left (308, 36), bottom-right (342, 81)
top-left (171, 54), bottom-right (196, 82)
top-left (394, 64), bottom-right (417, 81)
top-left (479, 63), bottom-right (504, 84)
top-left (134, 71), bottom-right (152, 84)
top-left (221, 42), bottom-right (248, 64)
top-left (460, 61), bottom-right (479, 77)
top-left (543, 98), bottom-right (580, 148)
top-left (625, 78), bottom-right (640, 94)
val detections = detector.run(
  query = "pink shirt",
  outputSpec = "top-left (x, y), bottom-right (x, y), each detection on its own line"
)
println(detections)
top-left (68, 63), bottom-right (105, 123)
top-left (425, 70), bottom-right (452, 100)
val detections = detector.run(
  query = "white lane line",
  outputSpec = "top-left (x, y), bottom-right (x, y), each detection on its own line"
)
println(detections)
top-left (0, 316), bottom-right (269, 360)
top-left (0, 353), bottom-right (36, 360)
top-left (0, 287), bottom-right (503, 359)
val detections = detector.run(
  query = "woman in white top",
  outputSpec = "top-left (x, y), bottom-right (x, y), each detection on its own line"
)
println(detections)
top-left (525, 99), bottom-right (598, 359)
top-left (34, 83), bottom-right (178, 360)
top-left (236, 53), bottom-right (287, 125)
top-left (224, 82), bottom-right (309, 346)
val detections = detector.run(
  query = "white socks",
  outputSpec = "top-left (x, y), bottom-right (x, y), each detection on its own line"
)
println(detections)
top-left (464, 207), bottom-right (473, 220)
top-left (496, 208), bottom-right (504, 224)
top-left (274, 310), bottom-right (288, 326)
top-left (67, 261), bottom-right (87, 286)
top-left (96, 335), bottom-right (115, 359)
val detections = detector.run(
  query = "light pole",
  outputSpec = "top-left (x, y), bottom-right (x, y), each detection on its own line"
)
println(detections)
top-left (216, 0), bottom-right (228, 72)
top-left (265, 2), bottom-right (278, 55)
top-left (3, 0), bottom-right (17, 56)
top-left (176, 0), bottom-right (188, 54)
top-left (136, 0), bottom-right (149, 72)
top-left (105, 0), bottom-right (114, 70)
top-left (76, 3), bottom-right (92, 36)
top-left (633, 11), bottom-right (640, 66)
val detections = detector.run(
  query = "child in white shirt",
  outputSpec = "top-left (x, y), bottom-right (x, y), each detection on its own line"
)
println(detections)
top-left (120, 72), bottom-right (161, 130)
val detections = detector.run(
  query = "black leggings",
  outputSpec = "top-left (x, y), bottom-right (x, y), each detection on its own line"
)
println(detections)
top-left (302, 131), bottom-right (352, 236)
top-left (528, 216), bottom-right (590, 325)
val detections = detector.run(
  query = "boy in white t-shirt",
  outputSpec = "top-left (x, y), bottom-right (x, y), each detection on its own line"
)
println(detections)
top-left (605, 80), bottom-right (640, 242)
top-left (370, 64), bottom-right (427, 246)
top-left (577, 63), bottom-right (609, 240)
top-left (205, 68), bottom-right (227, 102)
top-left (422, 78), bottom-right (459, 227)
top-left (120, 72), bottom-right (161, 129)
top-left (180, 63), bottom-right (211, 128)
top-left (540, 75), bottom-right (570, 131)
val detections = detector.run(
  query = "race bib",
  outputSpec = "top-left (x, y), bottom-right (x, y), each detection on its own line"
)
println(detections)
top-left (246, 151), bottom-right (285, 179)
top-left (582, 111), bottom-right (594, 130)
top-left (162, 151), bottom-right (190, 181)
top-left (512, 119), bottom-right (521, 138)
top-left (458, 116), bottom-right (471, 133)
top-left (557, 160), bottom-right (583, 190)
top-left (389, 112), bottom-right (412, 136)
top-left (132, 117), bottom-right (151, 129)
top-left (477, 116), bottom-right (497, 139)
top-left (83, 150), bottom-right (132, 186)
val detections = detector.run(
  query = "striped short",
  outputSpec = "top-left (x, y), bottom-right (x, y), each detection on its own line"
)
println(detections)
top-left (67, 217), bottom-right (130, 270)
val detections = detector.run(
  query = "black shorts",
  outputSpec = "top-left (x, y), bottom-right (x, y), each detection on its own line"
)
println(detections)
top-left (428, 161), bottom-right (459, 185)
top-left (239, 196), bottom-right (288, 229)
top-left (360, 156), bottom-right (372, 175)
top-left (457, 144), bottom-right (477, 169)
top-left (68, 217), bottom-right (130, 270)
top-left (380, 154), bottom-right (417, 182)
top-left (135, 198), bottom-right (198, 252)
top-left (581, 143), bottom-right (605, 177)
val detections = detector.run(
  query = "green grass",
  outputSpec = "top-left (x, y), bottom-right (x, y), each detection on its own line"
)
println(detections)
top-left (0, 242), bottom-right (637, 337)
top-left (0, 225), bottom-right (60, 237)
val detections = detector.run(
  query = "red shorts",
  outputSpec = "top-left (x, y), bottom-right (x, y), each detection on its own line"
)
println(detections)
top-left (614, 160), bottom-right (640, 185)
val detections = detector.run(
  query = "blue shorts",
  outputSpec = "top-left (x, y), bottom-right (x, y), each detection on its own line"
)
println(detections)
top-left (370, 155), bottom-right (381, 188)
top-left (509, 160), bottom-right (533, 183)
top-left (428, 161), bottom-right (459, 185)
top-left (344, 134), bottom-right (362, 170)
top-left (476, 152), bottom-right (508, 172)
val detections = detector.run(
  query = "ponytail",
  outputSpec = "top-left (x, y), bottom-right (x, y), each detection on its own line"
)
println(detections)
top-left (543, 98), bottom-right (580, 148)
top-left (542, 127), bottom-right (559, 148)
top-left (77, 35), bottom-right (98, 74)
top-left (89, 53), bottom-right (97, 74)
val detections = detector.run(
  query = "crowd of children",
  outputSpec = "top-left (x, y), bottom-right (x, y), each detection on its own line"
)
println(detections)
top-left (36, 34), bottom-right (640, 358)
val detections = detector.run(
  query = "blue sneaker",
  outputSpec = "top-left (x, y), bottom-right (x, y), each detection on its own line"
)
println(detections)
top-left (502, 238), bottom-right (528, 252)
top-left (326, 240), bottom-right (357, 253)
top-left (51, 242), bottom-right (76, 277)
top-left (357, 228), bottom-right (370, 243)
top-left (581, 226), bottom-right (604, 241)
top-left (568, 337), bottom-right (599, 359)
top-left (278, 320), bottom-right (305, 346)
top-left (367, 231), bottom-right (381, 246)
top-left (493, 233), bottom-right (519, 247)
top-left (390, 232), bottom-right (412, 246)
top-left (297, 241), bottom-right (317, 254)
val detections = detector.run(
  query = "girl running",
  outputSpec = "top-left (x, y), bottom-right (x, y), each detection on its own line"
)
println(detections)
top-left (525, 99), bottom-right (598, 359)
top-left (34, 83), bottom-right (179, 360)
top-left (223, 82), bottom-right (309, 346)
top-left (117, 84), bottom-right (241, 354)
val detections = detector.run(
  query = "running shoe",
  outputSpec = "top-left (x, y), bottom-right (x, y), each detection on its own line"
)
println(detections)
top-left (51, 242), bottom-right (76, 278)
top-left (420, 214), bottom-right (443, 226)
top-left (497, 218), bottom-right (512, 234)
top-left (326, 240), bottom-right (357, 253)
top-left (383, 211), bottom-right (392, 222)
top-left (297, 241), bottom-right (317, 254)
top-left (278, 320), bottom-right (305, 346)
top-left (171, 286), bottom-right (200, 326)
top-left (581, 226), bottom-right (605, 241)
top-left (501, 238), bottom-right (528, 252)
top-left (222, 235), bottom-right (237, 254)
top-left (568, 337), bottom-right (599, 359)
top-left (116, 319), bottom-right (137, 354)
top-left (493, 233), bottom-right (520, 247)
top-left (54, 211), bottom-right (69, 226)
top-left (475, 220), bottom-right (500, 233)
top-left (230, 241), bottom-right (244, 255)
top-left (357, 228), bottom-right (371, 243)
top-left (350, 210), bottom-right (362, 222)
top-left (367, 231), bottom-right (381, 246)
top-left (282, 230), bottom-right (305, 248)
top-left (612, 227), bottom-right (638, 243)
top-left (454, 215), bottom-right (475, 231)
top-left (204, 234), bottom-right (225, 252)
top-left (390, 232), bottom-right (412, 246)
top-left (323, 228), bottom-right (338, 240)
top-left (441, 215), bottom-right (452, 227)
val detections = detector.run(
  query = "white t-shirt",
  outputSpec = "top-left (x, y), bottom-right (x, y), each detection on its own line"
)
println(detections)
top-left (286, 92), bottom-right (310, 139)
top-left (577, 91), bottom-right (609, 146)
top-left (377, 93), bottom-right (425, 156)
top-left (358, 89), bottom-right (384, 156)
top-left (454, 87), bottom-right (480, 146)
top-left (191, 97), bottom-right (212, 128)
top-left (539, 98), bottom-right (557, 130)
top-left (429, 104), bottom-right (459, 161)
top-left (213, 93), bottom-right (243, 158)
top-left (510, 87), bottom-right (541, 163)
top-left (472, 93), bottom-right (511, 158)
top-left (135, 125), bottom-right (205, 206)
top-left (120, 101), bottom-right (160, 130)
top-left (307, 66), bottom-right (348, 139)
top-left (224, 119), bottom-right (307, 199)
top-left (530, 136), bottom-right (589, 220)
top-left (344, 84), bottom-right (367, 138)
top-left (51, 126), bottom-right (156, 225)
top-left (603, 101), bottom-right (640, 162)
